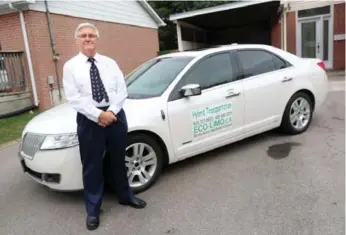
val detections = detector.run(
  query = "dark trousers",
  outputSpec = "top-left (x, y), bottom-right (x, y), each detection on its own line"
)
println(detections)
top-left (76, 107), bottom-right (134, 217)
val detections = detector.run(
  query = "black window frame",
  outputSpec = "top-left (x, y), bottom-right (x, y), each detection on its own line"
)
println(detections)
top-left (298, 6), bottom-right (330, 18)
top-left (168, 50), bottom-right (241, 102)
top-left (233, 49), bottom-right (293, 79)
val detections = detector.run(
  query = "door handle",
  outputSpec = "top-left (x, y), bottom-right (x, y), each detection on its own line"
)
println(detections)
top-left (282, 77), bottom-right (293, 82)
top-left (225, 90), bottom-right (241, 98)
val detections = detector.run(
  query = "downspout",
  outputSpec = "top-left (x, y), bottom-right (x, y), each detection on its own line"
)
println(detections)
top-left (283, 1), bottom-right (288, 51)
top-left (44, 0), bottom-right (62, 100)
top-left (280, 4), bottom-right (284, 49)
top-left (8, 3), bottom-right (39, 106)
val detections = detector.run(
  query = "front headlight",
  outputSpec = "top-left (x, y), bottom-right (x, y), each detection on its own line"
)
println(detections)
top-left (40, 133), bottom-right (79, 150)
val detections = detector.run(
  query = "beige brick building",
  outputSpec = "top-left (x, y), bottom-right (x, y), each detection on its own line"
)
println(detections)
top-left (0, 0), bottom-right (165, 115)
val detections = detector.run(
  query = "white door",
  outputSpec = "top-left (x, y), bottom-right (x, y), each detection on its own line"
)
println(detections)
top-left (298, 16), bottom-right (332, 69)
top-left (234, 49), bottom-right (297, 135)
top-left (167, 52), bottom-right (245, 159)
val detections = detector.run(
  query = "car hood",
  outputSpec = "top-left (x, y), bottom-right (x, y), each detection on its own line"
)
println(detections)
top-left (22, 98), bottom-right (163, 136)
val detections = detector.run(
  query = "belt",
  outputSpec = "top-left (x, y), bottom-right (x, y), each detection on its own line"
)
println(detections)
top-left (96, 106), bottom-right (110, 111)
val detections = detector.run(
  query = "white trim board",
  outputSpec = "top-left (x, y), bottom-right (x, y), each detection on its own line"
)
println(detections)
top-left (138, 1), bottom-right (166, 27)
top-left (334, 34), bottom-right (345, 41)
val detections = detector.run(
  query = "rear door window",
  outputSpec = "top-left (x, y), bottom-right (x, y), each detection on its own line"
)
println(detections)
top-left (236, 50), bottom-right (290, 78)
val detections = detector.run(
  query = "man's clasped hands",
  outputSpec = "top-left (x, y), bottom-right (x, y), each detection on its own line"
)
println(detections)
top-left (98, 111), bottom-right (117, 127)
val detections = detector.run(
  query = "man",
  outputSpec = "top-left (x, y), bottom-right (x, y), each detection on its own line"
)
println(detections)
top-left (63, 22), bottom-right (146, 231)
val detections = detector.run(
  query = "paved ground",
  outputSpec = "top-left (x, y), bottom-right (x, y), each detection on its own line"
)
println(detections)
top-left (0, 81), bottom-right (344, 235)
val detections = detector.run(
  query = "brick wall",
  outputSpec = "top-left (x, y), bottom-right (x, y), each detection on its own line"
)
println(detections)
top-left (270, 12), bottom-right (296, 54)
top-left (2, 10), bottom-right (159, 110)
top-left (271, 20), bottom-right (281, 49)
top-left (333, 3), bottom-right (345, 70)
top-left (286, 12), bottom-right (296, 55)
top-left (0, 13), bottom-right (24, 51)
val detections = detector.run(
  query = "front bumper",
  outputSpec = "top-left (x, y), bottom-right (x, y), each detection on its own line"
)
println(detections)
top-left (18, 145), bottom-right (83, 191)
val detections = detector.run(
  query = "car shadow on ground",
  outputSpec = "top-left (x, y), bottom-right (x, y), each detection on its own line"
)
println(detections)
top-left (150, 112), bottom-right (335, 190)
top-left (32, 116), bottom-right (326, 206)
top-left (160, 129), bottom-right (287, 177)
top-left (34, 129), bottom-right (286, 201)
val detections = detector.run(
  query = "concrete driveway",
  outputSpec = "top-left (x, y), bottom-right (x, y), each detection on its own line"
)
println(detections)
top-left (0, 81), bottom-right (344, 235)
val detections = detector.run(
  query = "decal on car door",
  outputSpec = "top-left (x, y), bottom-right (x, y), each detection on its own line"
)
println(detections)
top-left (192, 102), bottom-right (232, 138)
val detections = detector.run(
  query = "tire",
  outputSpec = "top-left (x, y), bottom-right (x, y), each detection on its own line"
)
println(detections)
top-left (280, 92), bottom-right (314, 135)
top-left (104, 133), bottom-right (164, 194)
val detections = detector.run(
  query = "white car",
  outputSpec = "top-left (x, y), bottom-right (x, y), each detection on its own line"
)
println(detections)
top-left (18, 44), bottom-right (328, 194)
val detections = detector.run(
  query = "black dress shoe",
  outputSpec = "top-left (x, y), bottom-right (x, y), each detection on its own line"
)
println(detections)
top-left (119, 197), bottom-right (147, 209)
top-left (86, 216), bottom-right (99, 230)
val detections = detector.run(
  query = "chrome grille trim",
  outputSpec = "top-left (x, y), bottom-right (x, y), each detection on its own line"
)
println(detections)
top-left (21, 133), bottom-right (46, 159)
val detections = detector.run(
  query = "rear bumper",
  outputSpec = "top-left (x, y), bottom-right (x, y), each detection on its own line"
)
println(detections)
top-left (313, 72), bottom-right (329, 112)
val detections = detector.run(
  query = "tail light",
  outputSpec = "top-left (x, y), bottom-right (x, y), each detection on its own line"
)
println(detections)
top-left (317, 61), bottom-right (326, 71)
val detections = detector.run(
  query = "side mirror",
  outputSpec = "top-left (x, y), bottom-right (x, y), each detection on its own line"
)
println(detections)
top-left (180, 84), bottom-right (201, 97)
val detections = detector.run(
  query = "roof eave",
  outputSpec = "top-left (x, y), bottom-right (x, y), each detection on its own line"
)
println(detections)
top-left (1, 0), bottom-right (34, 7)
top-left (138, 0), bottom-right (166, 27)
top-left (169, 0), bottom-right (275, 21)
top-left (0, 0), bottom-right (32, 15)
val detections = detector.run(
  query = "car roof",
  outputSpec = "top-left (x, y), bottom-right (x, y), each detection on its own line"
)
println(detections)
top-left (158, 43), bottom-right (287, 59)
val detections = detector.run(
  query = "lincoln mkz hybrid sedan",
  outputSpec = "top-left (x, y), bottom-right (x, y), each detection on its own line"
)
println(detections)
top-left (18, 44), bottom-right (328, 194)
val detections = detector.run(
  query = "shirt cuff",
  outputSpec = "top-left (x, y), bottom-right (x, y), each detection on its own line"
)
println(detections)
top-left (91, 108), bottom-right (103, 123)
top-left (107, 105), bottom-right (121, 116)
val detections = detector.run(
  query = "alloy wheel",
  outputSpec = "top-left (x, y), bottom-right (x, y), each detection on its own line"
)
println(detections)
top-left (125, 143), bottom-right (158, 188)
top-left (289, 97), bottom-right (311, 130)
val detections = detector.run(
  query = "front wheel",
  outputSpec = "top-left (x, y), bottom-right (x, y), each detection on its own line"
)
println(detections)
top-left (280, 92), bottom-right (314, 135)
top-left (104, 133), bottom-right (164, 194)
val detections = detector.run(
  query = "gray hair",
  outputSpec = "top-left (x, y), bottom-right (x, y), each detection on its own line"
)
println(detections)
top-left (74, 23), bottom-right (100, 39)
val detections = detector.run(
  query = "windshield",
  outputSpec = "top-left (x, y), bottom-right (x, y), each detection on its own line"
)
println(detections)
top-left (126, 56), bottom-right (194, 99)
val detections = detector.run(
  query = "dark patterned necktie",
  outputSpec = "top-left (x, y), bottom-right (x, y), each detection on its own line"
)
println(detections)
top-left (87, 57), bottom-right (109, 103)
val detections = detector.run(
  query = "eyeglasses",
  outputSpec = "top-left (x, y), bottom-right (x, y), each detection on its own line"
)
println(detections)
top-left (77, 34), bottom-right (97, 39)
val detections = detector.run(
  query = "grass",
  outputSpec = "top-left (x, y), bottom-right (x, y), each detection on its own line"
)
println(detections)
top-left (0, 110), bottom-right (40, 146)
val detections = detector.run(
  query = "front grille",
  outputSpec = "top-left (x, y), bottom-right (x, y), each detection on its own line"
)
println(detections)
top-left (21, 133), bottom-right (46, 159)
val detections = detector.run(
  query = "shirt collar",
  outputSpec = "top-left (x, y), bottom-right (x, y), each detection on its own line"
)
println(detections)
top-left (78, 52), bottom-right (101, 63)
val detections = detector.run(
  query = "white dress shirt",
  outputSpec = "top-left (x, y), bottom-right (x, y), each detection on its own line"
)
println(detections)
top-left (63, 52), bottom-right (128, 123)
